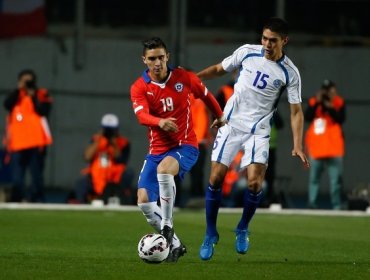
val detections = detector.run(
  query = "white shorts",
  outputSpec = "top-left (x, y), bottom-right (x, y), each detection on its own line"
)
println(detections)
top-left (211, 124), bottom-right (270, 169)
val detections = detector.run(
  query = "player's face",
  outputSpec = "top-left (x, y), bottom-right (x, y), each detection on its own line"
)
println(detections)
top-left (142, 48), bottom-right (169, 82)
top-left (261, 29), bottom-right (288, 61)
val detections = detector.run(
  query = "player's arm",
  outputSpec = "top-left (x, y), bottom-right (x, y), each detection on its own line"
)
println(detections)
top-left (188, 71), bottom-right (226, 128)
top-left (197, 63), bottom-right (227, 80)
top-left (130, 84), bottom-right (178, 132)
top-left (290, 103), bottom-right (310, 168)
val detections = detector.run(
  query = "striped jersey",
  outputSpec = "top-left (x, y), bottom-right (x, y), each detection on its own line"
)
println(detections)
top-left (130, 68), bottom-right (220, 154)
top-left (222, 44), bottom-right (302, 135)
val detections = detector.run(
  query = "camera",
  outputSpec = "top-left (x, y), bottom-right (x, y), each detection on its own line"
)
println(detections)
top-left (25, 80), bottom-right (36, 89)
top-left (321, 92), bottom-right (330, 101)
top-left (103, 127), bottom-right (116, 139)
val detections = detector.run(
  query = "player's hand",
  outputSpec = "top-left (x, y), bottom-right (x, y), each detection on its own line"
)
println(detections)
top-left (211, 115), bottom-right (227, 129)
top-left (159, 118), bottom-right (178, 132)
top-left (292, 148), bottom-right (310, 168)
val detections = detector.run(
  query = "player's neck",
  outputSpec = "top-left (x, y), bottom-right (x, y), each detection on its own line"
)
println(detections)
top-left (273, 51), bottom-right (284, 62)
top-left (149, 69), bottom-right (169, 83)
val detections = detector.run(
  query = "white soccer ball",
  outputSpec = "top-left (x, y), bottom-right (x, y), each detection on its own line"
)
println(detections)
top-left (138, 233), bottom-right (170, 263)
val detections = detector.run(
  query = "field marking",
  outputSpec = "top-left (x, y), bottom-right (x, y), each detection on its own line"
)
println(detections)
top-left (0, 202), bottom-right (369, 217)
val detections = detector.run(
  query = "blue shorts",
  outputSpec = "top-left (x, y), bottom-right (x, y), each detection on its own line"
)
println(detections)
top-left (138, 145), bottom-right (199, 202)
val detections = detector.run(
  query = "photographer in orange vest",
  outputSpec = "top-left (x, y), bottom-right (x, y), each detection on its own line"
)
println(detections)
top-left (74, 114), bottom-right (132, 204)
top-left (305, 79), bottom-right (345, 209)
top-left (189, 94), bottom-right (211, 198)
top-left (3, 69), bottom-right (52, 202)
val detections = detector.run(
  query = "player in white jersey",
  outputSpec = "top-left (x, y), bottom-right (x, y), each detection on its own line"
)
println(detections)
top-left (198, 17), bottom-right (310, 261)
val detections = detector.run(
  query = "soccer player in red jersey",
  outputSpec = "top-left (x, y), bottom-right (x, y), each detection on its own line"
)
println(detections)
top-left (130, 37), bottom-right (226, 262)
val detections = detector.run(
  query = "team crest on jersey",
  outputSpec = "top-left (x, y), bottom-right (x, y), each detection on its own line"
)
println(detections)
top-left (174, 82), bottom-right (184, 93)
top-left (262, 151), bottom-right (268, 159)
top-left (273, 79), bottom-right (282, 88)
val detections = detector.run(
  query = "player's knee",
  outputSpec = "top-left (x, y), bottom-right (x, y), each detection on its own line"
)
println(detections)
top-left (137, 189), bottom-right (149, 204)
top-left (247, 178), bottom-right (262, 193)
top-left (209, 174), bottom-right (223, 189)
top-left (209, 170), bottom-right (226, 187)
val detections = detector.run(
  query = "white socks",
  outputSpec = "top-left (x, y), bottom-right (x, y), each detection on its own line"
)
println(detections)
top-left (157, 173), bottom-right (176, 229)
top-left (138, 202), bottom-right (162, 231)
top-left (138, 201), bottom-right (180, 248)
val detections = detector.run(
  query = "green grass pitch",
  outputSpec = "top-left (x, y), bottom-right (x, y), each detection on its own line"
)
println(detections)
top-left (0, 209), bottom-right (369, 279)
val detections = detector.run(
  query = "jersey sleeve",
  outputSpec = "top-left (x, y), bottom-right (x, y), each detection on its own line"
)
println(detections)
top-left (221, 44), bottom-right (256, 72)
top-left (286, 64), bottom-right (302, 104)
top-left (130, 81), bottom-right (161, 126)
top-left (187, 71), bottom-right (223, 118)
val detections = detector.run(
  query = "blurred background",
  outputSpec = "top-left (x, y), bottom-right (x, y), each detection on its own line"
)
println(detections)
top-left (0, 0), bottom-right (369, 208)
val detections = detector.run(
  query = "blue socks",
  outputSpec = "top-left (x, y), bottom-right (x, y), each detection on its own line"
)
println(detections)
top-left (237, 189), bottom-right (263, 230)
top-left (205, 184), bottom-right (222, 236)
top-left (205, 185), bottom-right (262, 235)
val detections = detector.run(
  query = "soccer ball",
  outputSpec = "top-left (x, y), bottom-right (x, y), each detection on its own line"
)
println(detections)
top-left (137, 233), bottom-right (170, 263)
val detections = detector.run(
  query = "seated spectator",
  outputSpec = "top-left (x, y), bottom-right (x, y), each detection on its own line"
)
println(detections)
top-left (72, 114), bottom-right (134, 205)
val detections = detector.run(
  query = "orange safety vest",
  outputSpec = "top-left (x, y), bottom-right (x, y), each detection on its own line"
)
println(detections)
top-left (5, 88), bottom-right (52, 152)
top-left (219, 84), bottom-right (239, 196)
top-left (83, 135), bottom-right (129, 195)
top-left (222, 150), bottom-right (243, 196)
top-left (220, 85), bottom-right (234, 103)
top-left (190, 95), bottom-right (211, 145)
top-left (305, 95), bottom-right (345, 159)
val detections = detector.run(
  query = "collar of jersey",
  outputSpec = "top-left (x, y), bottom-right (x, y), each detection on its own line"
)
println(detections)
top-left (261, 48), bottom-right (286, 63)
top-left (142, 66), bottom-right (174, 84)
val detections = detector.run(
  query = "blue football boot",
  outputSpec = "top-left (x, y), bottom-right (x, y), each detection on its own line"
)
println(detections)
top-left (199, 233), bottom-right (219, 261)
top-left (235, 229), bottom-right (249, 254)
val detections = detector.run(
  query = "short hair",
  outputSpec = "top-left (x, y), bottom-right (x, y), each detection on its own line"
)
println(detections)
top-left (18, 69), bottom-right (37, 82)
top-left (321, 79), bottom-right (336, 90)
top-left (142, 37), bottom-right (168, 55)
top-left (263, 17), bottom-right (289, 38)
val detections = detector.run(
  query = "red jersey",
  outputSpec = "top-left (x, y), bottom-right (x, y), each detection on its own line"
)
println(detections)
top-left (130, 67), bottom-right (222, 154)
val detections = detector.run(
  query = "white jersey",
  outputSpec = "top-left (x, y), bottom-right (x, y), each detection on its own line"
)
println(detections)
top-left (222, 44), bottom-right (302, 135)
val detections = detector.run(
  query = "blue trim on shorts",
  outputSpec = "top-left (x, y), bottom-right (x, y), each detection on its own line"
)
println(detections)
top-left (137, 145), bottom-right (199, 202)
top-left (251, 137), bottom-right (256, 163)
top-left (217, 135), bottom-right (229, 162)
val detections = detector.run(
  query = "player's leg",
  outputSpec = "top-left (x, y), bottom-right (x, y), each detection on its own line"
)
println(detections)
top-left (137, 189), bottom-right (182, 246)
top-left (199, 161), bottom-right (228, 260)
top-left (137, 188), bottom-right (161, 230)
top-left (235, 134), bottom-right (268, 254)
top-left (200, 124), bottom-right (241, 260)
top-left (136, 158), bottom-right (183, 256)
top-left (235, 163), bottom-right (265, 254)
top-left (157, 156), bottom-right (179, 243)
top-left (158, 145), bottom-right (199, 262)
top-left (136, 157), bottom-right (165, 232)
top-left (327, 157), bottom-right (343, 210)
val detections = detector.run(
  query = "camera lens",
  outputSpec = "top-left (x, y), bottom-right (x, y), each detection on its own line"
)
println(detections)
top-left (25, 80), bottom-right (36, 89)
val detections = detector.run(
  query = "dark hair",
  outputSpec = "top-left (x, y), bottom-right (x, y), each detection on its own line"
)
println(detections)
top-left (142, 37), bottom-right (168, 55)
top-left (263, 17), bottom-right (289, 38)
top-left (321, 79), bottom-right (335, 90)
top-left (18, 69), bottom-right (37, 83)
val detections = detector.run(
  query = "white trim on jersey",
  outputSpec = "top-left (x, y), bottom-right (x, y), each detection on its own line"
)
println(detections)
top-left (134, 105), bottom-right (144, 113)
top-left (150, 71), bottom-right (172, 88)
top-left (184, 92), bottom-right (191, 140)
